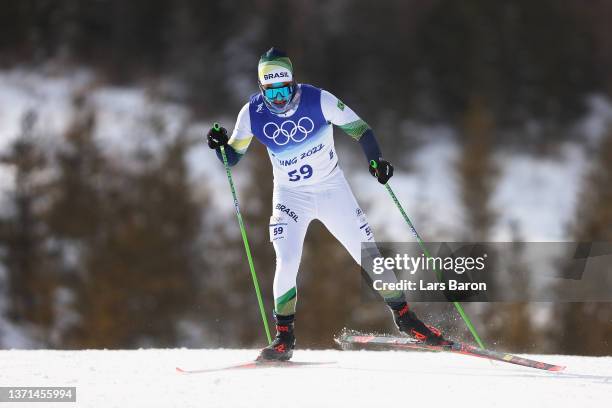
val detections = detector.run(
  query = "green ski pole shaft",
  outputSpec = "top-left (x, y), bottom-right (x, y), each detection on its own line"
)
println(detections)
top-left (216, 123), bottom-right (272, 344)
top-left (370, 160), bottom-right (486, 349)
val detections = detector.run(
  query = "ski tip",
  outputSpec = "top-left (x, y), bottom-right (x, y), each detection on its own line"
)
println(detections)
top-left (549, 365), bottom-right (566, 372)
top-left (175, 367), bottom-right (187, 373)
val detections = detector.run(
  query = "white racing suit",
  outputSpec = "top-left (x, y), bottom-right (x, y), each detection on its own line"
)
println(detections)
top-left (227, 84), bottom-right (400, 316)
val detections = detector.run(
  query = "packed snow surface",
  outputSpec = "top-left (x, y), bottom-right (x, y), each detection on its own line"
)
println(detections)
top-left (0, 348), bottom-right (610, 408)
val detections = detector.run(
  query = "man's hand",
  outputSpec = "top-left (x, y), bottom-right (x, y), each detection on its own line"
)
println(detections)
top-left (369, 159), bottom-right (394, 184)
top-left (206, 125), bottom-right (229, 149)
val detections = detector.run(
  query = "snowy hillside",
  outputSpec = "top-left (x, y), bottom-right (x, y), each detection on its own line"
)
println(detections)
top-left (3, 69), bottom-right (611, 241)
top-left (2, 68), bottom-right (612, 353)
top-left (1, 348), bottom-right (610, 408)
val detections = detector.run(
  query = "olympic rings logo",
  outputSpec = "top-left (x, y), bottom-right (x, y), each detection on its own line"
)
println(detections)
top-left (263, 117), bottom-right (315, 145)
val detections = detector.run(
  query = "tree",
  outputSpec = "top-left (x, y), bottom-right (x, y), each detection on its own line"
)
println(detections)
top-left (49, 97), bottom-right (204, 348)
top-left (457, 95), bottom-right (498, 241)
top-left (0, 111), bottom-right (57, 344)
top-left (553, 124), bottom-right (612, 355)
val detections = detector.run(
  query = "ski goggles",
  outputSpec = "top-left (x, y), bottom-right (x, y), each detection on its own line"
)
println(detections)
top-left (262, 82), bottom-right (293, 104)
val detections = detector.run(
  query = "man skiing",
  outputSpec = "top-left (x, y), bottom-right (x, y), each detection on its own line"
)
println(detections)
top-left (207, 47), bottom-right (450, 361)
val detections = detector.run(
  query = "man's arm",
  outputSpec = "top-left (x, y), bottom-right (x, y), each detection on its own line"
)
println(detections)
top-left (210, 103), bottom-right (254, 167)
top-left (320, 89), bottom-right (382, 162)
top-left (321, 90), bottom-right (392, 183)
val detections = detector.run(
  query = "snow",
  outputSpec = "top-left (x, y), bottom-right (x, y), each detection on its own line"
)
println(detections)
top-left (351, 135), bottom-right (464, 242)
top-left (0, 69), bottom-right (92, 147)
top-left (0, 348), bottom-right (609, 407)
top-left (576, 95), bottom-right (612, 146)
top-left (491, 143), bottom-right (587, 241)
top-left (351, 136), bottom-right (587, 242)
top-left (0, 69), bottom-right (196, 177)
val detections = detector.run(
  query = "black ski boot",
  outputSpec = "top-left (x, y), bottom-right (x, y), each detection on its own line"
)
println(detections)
top-left (257, 315), bottom-right (296, 361)
top-left (392, 304), bottom-right (452, 346)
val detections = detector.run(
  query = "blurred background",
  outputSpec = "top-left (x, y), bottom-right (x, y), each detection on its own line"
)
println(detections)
top-left (0, 0), bottom-right (610, 355)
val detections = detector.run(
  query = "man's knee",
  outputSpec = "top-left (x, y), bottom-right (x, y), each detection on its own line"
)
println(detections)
top-left (275, 252), bottom-right (300, 274)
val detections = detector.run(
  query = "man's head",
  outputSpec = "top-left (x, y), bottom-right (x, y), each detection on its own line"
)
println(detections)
top-left (258, 47), bottom-right (297, 114)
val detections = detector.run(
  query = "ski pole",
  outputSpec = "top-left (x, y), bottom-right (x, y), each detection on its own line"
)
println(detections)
top-left (216, 122), bottom-right (272, 344)
top-left (370, 160), bottom-right (486, 349)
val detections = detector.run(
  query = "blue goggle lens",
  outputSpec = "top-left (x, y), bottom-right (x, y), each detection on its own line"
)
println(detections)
top-left (263, 85), bottom-right (292, 102)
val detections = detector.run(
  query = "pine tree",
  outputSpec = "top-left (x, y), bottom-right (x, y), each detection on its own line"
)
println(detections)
top-left (554, 124), bottom-right (612, 355)
top-left (456, 96), bottom-right (535, 350)
top-left (43, 94), bottom-right (112, 347)
top-left (457, 95), bottom-right (497, 242)
top-left (0, 110), bottom-right (57, 344)
top-left (51, 99), bottom-right (204, 348)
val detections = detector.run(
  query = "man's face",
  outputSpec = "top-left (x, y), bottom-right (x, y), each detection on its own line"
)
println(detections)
top-left (261, 82), bottom-right (293, 109)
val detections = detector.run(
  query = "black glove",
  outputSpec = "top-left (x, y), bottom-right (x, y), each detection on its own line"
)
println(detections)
top-left (206, 125), bottom-right (229, 149)
top-left (369, 158), bottom-right (394, 184)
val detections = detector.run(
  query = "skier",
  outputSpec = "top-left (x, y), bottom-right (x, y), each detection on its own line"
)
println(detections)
top-left (207, 48), bottom-right (450, 361)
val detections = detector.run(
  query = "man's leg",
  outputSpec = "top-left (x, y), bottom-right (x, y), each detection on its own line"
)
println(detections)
top-left (317, 173), bottom-right (451, 345)
top-left (316, 173), bottom-right (404, 301)
top-left (258, 188), bottom-right (312, 361)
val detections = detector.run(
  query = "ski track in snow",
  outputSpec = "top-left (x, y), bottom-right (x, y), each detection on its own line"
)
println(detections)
top-left (0, 349), bottom-right (610, 408)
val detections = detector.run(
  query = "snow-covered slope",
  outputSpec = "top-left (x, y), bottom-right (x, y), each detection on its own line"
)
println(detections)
top-left (1, 349), bottom-right (610, 408)
top-left (2, 68), bottom-right (608, 242)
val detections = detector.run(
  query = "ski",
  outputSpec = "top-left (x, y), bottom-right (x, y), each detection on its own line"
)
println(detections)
top-left (176, 360), bottom-right (335, 374)
top-left (336, 332), bottom-right (566, 372)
